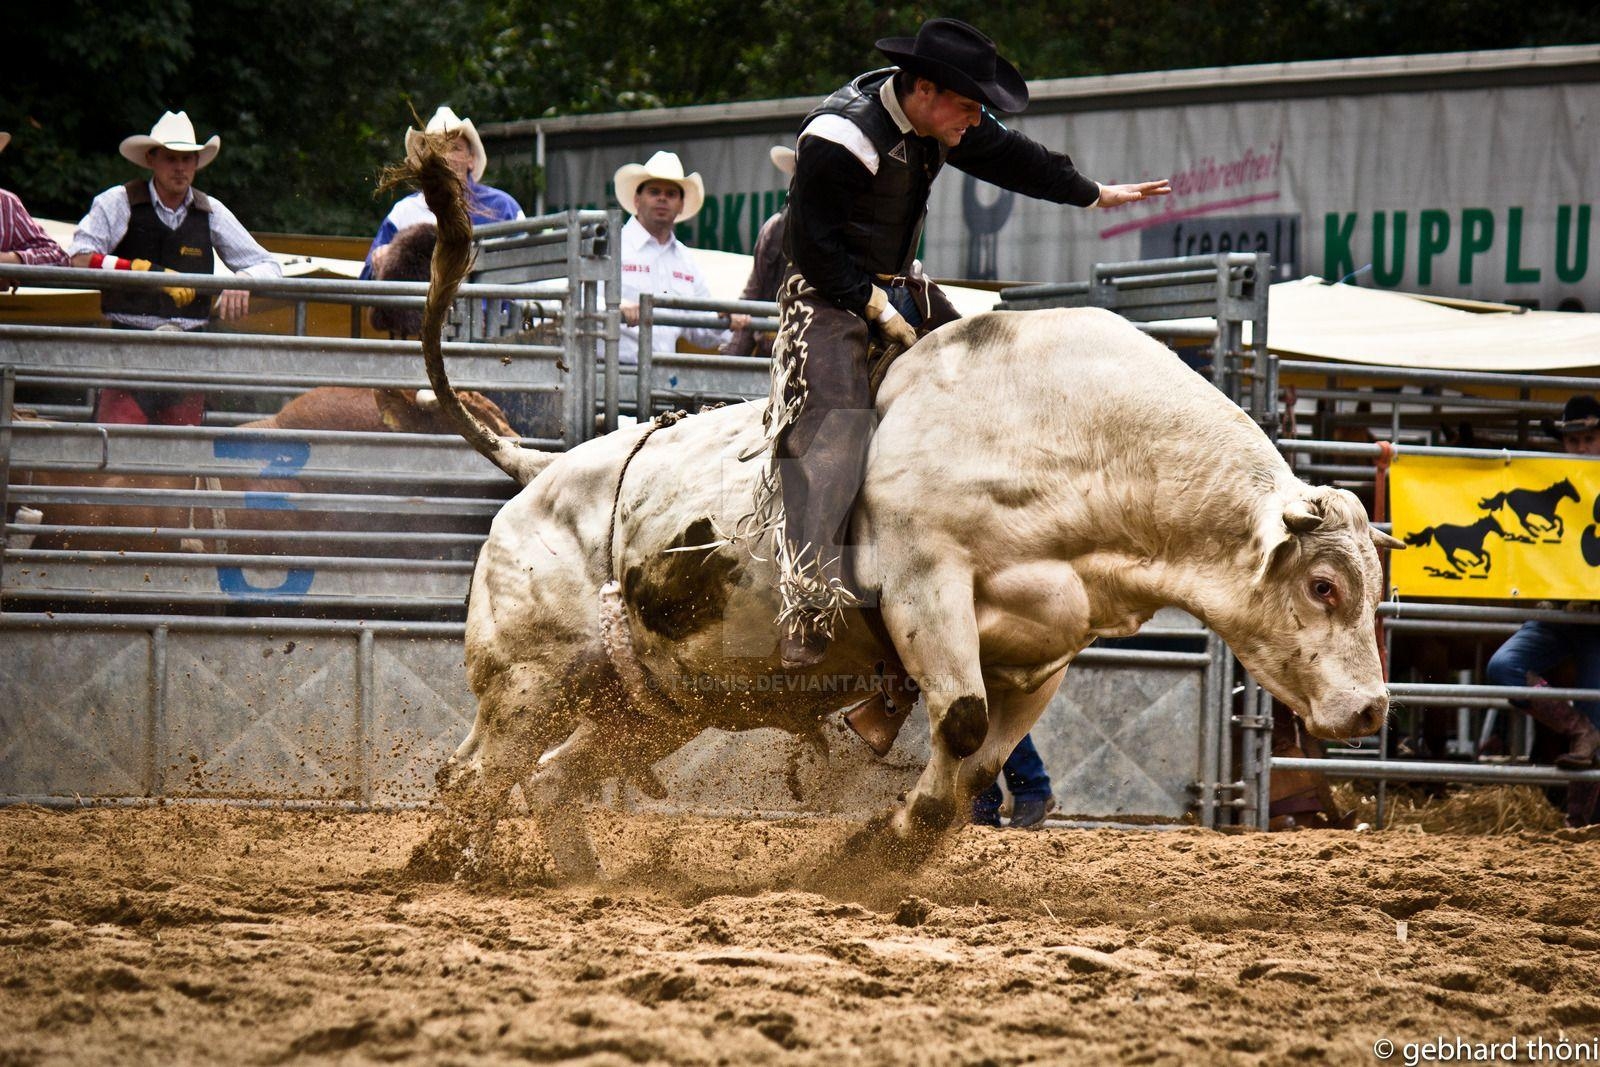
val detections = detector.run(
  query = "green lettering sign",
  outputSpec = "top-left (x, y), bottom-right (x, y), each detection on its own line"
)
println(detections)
top-left (721, 193), bottom-right (748, 254)
top-left (1458, 208), bottom-right (1493, 285)
top-left (1323, 213), bottom-right (1356, 281)
top-left (1504, 207), bottom-right (1541, 285)
top-left (1417, 210), bottom-right (1450, 286)
top-left (1557, 204), bottom-right (1590, 284)
top-left (1372, 211), bottom-right (1407, 287)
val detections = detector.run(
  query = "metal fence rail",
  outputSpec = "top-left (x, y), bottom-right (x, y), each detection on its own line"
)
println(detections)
top-left (16, 246), bottom-right (1587, 829)
top-left (1259, 354), bottom-right (1600, 816)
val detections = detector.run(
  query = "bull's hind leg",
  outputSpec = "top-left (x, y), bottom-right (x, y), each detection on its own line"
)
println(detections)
top-left (956, 669), bottom-right (1067, 817)
top-left (853, 563), bottom-right (989, 865)
top-left (409, 662), bottom-right (575, 880)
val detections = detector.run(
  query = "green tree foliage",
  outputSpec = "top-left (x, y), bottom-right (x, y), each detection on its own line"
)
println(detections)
top-left (4, 0), bottom-right (1596, 235)
top-left (4, 0), bottom-right (473, 234)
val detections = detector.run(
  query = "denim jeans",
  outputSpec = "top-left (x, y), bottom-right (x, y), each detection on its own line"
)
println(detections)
top-left (972, 733), bottom-right (1054, 822)
top-left (1485, 620), bottom-right (1600, 729)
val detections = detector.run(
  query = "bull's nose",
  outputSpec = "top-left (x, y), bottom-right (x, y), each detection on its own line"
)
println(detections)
top-left (1357, 696), bottom-right (1389, 737)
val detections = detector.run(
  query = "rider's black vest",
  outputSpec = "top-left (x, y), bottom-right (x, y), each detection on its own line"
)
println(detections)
top-left (103, 180), bottom-right (214, 321)
top-left (795, 68), bottom-right (947, 277)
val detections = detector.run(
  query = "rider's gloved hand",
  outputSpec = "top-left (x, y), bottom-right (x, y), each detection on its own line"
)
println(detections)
top-left (865, 285), bottom-right (918, 349)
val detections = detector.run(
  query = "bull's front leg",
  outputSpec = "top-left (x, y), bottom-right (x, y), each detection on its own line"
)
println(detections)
top-left (852, 564), bottom-right (989, 865)
top-left (956, 668), bottom-right (1068, 809)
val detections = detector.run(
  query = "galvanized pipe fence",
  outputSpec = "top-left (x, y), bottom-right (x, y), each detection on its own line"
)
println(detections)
top-left (1, 250), bottom-right (1264, 825)
top-left (1258, 352), bottom-right (1600, 823)
top-left (15, 245), bottom-right (1574, 830)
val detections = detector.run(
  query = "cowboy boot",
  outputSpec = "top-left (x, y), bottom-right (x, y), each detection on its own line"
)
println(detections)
top-left (779, 625), bottom-right (830, 671)
top-left (1523, 692), bottom-right (1600, 769)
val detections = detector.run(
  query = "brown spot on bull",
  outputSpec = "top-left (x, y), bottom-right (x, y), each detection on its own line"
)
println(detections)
top-left (947, 312), bottom-right (1020, 353)
top-left (937, 694), bottom-right (989, 758)
top-left (622, 518), bottom-right (741, 640)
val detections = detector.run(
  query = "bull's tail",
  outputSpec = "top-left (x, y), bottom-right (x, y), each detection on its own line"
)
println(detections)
top-left (1478, 492), bottom-right (1507, 511)
top-left (1403, 527), bottom-right (1436, 548)
top-left (388, 140), bottom-right (555, 487)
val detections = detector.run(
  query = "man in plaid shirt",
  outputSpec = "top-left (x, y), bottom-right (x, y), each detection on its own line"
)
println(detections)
top-left (0, 131), bottom-right (70, 287)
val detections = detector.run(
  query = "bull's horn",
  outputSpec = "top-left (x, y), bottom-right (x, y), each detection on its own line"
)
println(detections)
top-left (1283, 497), bottom-right (1323, 533)
top-left (1370, 527), bottom-right (1406, 551)
top-left (415, 388), bottom-right (439, 411)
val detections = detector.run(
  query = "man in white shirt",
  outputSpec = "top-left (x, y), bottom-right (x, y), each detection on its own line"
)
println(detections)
top-left (69, 111), bottom-right (284, 424)
top-left (612, 151), bottom-right (747, 365)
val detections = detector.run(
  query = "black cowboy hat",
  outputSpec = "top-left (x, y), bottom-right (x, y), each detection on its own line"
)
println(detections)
top-left (1542, 394), bottom-right (1600, 439)
top-left (876, 18), bottom-right (1029, 114)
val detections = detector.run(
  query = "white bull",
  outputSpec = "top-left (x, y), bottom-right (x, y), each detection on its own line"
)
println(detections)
top-left (417, 307), bottom-right (1397, 881)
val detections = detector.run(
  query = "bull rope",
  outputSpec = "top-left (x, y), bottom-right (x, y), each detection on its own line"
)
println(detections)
top-left (597, 410), bottom-right (691, 724)
top-left (603, 410), bottom-right (687, 583)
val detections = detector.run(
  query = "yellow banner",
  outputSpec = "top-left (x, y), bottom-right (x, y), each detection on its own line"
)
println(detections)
top-left (1390, 454), bottom-right (1600, 600)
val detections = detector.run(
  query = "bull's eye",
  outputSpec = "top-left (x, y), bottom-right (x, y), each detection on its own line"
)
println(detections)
top-left (1311, 578), bottom-right (1338, 605)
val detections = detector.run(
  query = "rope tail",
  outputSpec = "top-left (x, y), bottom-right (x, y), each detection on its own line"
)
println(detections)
top-left (381, 136), bottom-right (555, 487)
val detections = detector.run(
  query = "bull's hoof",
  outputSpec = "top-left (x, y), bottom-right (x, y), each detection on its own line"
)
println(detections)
top-left (405, 823), bottom-right (476, 882)
top-left (840, 804), bottom-right (953, 873)
top-left (539, 815), bottom-right (602, 885)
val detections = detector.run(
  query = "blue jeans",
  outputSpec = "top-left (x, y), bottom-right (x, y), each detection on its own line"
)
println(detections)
top-left (973, 734), bottom-right (1054, 822)
top-left (1485, 620), bottom-right (1600, 729)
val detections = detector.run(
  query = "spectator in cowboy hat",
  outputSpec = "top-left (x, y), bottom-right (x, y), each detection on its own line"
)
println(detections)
top-left (613, 149), bottom-right (747, 366)
top-left (360, 105), bottom-right (524, 281)
top-left (0, 130), bottom-right (70, 288)
top-left (1483, 392), bottom-right (1600, 825)
top-left (722, 145), bottom-right (795, 359)
top-left (1542, 394), bottom-right (1600, 455)
top-left (68, 110), bottom-right (283, 425)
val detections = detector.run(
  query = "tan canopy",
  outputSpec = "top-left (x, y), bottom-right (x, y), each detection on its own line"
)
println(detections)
top-left (1263, 278), bottom-right (1600, 372)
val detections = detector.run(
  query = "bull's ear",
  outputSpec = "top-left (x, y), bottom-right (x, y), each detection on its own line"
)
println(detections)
top-left (1371, 527), bottom-right (1406, 551)
top-left (1254, 531), bottom-right (1297, 585)
top-left (1282, 496), bottom-right (1324, 533)
top-left (1253, 500), bottom-right (1297, 585)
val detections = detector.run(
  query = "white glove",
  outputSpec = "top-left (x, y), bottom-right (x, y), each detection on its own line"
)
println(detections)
top-left (865, 285), bottom-right (918, 349)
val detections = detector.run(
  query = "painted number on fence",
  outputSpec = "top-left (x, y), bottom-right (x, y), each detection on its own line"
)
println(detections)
top-left (212, 436), bottom-right (316, 600)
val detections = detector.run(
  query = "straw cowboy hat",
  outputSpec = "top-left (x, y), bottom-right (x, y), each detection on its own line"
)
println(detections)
top-left (613, 151), bottom-right (705, 222)
top-left (875, 17), bottom-right (1029, 113)
top-left (405, 106), bottom-right (488, 180)
top-left (769, 145), bottom-right (796, 177)
top-left (119, 111), bottom-right (221, 169)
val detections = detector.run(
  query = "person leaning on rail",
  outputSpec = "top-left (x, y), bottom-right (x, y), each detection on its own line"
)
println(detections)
top-left (68, 111), bottom-right (283, 425)
top-left (0, 130), bottom-right (70, 289)
top-left (1484, 395), bottom-right (1600, 826)
top-left (612, 149), bottom-right (749, 369)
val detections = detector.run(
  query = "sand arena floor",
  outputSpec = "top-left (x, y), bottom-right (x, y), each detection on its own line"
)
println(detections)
top-left (1, 803), bottom-right (1598, 1065)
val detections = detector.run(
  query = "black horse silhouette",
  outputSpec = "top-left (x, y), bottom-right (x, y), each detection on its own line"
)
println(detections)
top-left (1584, 493), bottom-right (1600, 567)
top-left (1478, 478), bottom-right (1581, 542)
top-left (1404, 514), bottom-right (1505, 578)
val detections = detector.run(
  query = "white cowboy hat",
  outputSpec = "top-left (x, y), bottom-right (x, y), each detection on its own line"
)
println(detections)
top-left (405, 106), bottom-right (487, 180)
top-left (613, 150), bottom-right (705, 222)
top-left (119, 111), bottom-right (221, 169)
top-left (769, 145), bottom-right (796, 177)
top-left (0, 132), bottom-right (10, 155)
